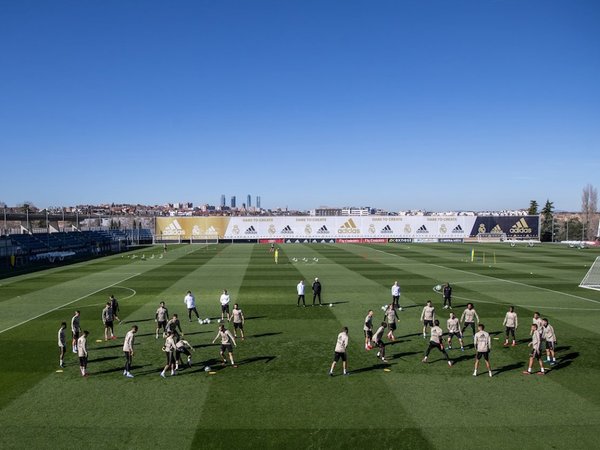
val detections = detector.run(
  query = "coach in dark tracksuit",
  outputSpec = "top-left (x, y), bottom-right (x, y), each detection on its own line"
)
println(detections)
top-left (312, 278), bottom-right (322, 306)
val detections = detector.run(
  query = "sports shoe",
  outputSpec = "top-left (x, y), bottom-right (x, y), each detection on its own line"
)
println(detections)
top-left (329, 372), bottom-right (333, 377)
top-left (522, 371), bottom-right (531, 375)
top-left (488, 371), bottom-right (493, 378)
top-left (123, 370), bottom-right (127, 375)
top-left (198, 318), bottom-right (202, 324)
top-left (536, 371), bottom-right (545, 376)
top-left (343, 372), bottom-right (349, 376)
top-left (461, 347), bottom-right (464, 352)
top-left (447, 361), bottom-right (453, 367)
top-left (511, 342), bottom-right (517, 347)
top-left (126, 373), bottom-right (134, 378)
top-left (422, 357), bottom-right (428, 363)
top-left (160, 372), bottom-right (166, 378)
top-left (473, 371), bottom-right (477, 376)
top-left (503, 342), bottom-right (509, 347)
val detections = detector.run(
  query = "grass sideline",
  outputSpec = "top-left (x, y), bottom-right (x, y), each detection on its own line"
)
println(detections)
top-left (1, 242), bottom-right (600, 449)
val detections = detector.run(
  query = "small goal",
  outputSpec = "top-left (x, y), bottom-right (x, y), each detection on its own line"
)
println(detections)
top-left (477, 233), bottom-right (507, 243)
top-left (580, 257), bottom-right (600, 291)
top-left (190, 234), bottom-right (219, 245)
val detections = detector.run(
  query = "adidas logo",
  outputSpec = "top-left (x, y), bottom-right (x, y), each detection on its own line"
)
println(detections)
top-left (163, 220), bottom-right (185, 236)
top-left (416, 225), bottom-right (428, 234)
top-left (206, 226), bottom-right (218, 235)
top-left (338, 219), bottom-right (360, 234)
top-left (491, 224), bottom-right (504, 234)
top-left (245, 226), bottom-right (257, 234)
top-left (380, 224), bottom-right (393, 234)
top-left (510, 218), bottom-right (532, 234)
top-left (317, 225), bottom-right (330, 234)
top-left (452, 224), bottom-right (463, 233)
top-left (281, 225), bottom-right (294, 234)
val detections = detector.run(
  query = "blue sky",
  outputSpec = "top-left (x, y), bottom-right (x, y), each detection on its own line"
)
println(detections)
top-left (0, 0), bottom-right (598, 211)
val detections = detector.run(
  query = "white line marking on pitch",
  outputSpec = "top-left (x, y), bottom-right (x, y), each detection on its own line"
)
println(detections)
top-left (0, 273), bottom-right (141, 335)
top-left (370, 247), bottom-right (600, 305)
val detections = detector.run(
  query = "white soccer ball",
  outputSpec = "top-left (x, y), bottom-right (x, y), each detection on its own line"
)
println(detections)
top-left (204, 318), bottom-right (210, 324)
top-left (204, 366), bottom-right (211, 372)
top-left (435, 285), bottom-right (442, 291)
top-left (381, 304), bottom-right (388, 311)
top-left (329, 303), bottom-right (333, 307)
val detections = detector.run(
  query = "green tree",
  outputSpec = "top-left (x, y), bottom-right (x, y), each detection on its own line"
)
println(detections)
top-left (540, 199), bottom-right (554, 242)
top-left (582, 184), bottom-right (598, 240)
top-left (528, 200), bottom-right (539, 215)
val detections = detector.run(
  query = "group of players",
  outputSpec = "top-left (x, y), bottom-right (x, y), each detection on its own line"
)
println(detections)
top-left (329, 280), bottom-right (559, 377)
top-left (59, 277), bottom-right (558, 379)
top-left (59, 289), bottom-right (246, 378)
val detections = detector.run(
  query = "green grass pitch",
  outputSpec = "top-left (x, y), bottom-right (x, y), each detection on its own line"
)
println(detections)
top-left (1, 243), bottom-right (600, 449)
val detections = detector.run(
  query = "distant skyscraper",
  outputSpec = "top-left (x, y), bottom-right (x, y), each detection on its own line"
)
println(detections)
top-left (256, 196), bottom-right (261, 209)
top-left (220, 194), bottom-right (226, 207)
top-left (230, 196), bottom-right (236, 208)
top-left (247, 194), bottom-right (252, 208)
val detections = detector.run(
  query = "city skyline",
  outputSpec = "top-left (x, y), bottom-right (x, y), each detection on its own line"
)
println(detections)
top-left (1, 1), bottom-right (598, 211)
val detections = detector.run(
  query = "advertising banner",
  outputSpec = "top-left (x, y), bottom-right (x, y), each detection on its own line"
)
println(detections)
top-left (155, 215), bottom-right (539, 241)
top-left (468, 215), bottom-right (539, 239)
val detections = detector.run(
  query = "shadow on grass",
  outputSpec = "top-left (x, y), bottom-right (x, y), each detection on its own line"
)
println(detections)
top-left (494, 361), bottom-right (525, 375)
top-left (121, 318), bottom-right (155, 324)
top-left (88, 355), bottom-right (121, 363)
top-left (236, 355), bottom-right (277, 366)
top-left (350, 362), bottom-right (391, 374)
top-left (389, 351), bottom-right (421, 360)
top-left (249, 332), bottom-right (283, 339)
top-left (386, 339), bottom-right (410, 346)
top-left (244, 316), bottom-right (267, 321)
top-left (554, 352), bottom-right (579, 369)
top-left (182, 330), bottom-right (212, 337)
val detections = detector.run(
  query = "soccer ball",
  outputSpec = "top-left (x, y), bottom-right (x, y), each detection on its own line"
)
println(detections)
top-left (204, 318), bottom-right (211, 324)
top-left (329, 303), bottom-right (333, 307)
top-left (218, 319), bottom-right (223, 323)
top-left (204, 366), bottom-right (211, 372)
top-left (381, 304), bottom-right (388, 311)
top-left (434, 285), bottom-right (442, 292)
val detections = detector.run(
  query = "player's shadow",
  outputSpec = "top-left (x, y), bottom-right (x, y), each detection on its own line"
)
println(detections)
top-left (88, 355), bottom-right (120, 363)
top-left (387, 339), bottom-right (410, 346)
top-left (449, 353), bottom-right (473, 364)
top-left (249, 332), bottom-right (282, 339)
top-left (94, 344), bottom-right (125, 350)
top-left (122, 318), bottom-right (155, 324)
top-left (489, 331), bottom-right (502, 337)
top-left (389, 351), bottom-right (421, 360)
top-left (555, 345), bottom-right (571, 352)
top-left (399, 332), bottom-right (425, 339)
top-left (494, 361), bottom-right (525, 375)
top-left (244, 315), bottom-right (267, 321)
top-left (136, 332), bottom-right (159, 338)
top-left (329, 301), bottom-right (349, 306)
top-left (236, 355), bottom-right (277, 366)
top-left (554, 352), bottom-right (579, 369)
top-left (183, 330), bottom-right (212, 337)
top-left (351, 363), bottom-right (391, 374)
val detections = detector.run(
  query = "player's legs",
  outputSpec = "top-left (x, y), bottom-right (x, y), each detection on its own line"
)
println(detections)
top-left (59, 347), bottom-right (65, 368)
top-left (228, 350), bottom-right (235, 366)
